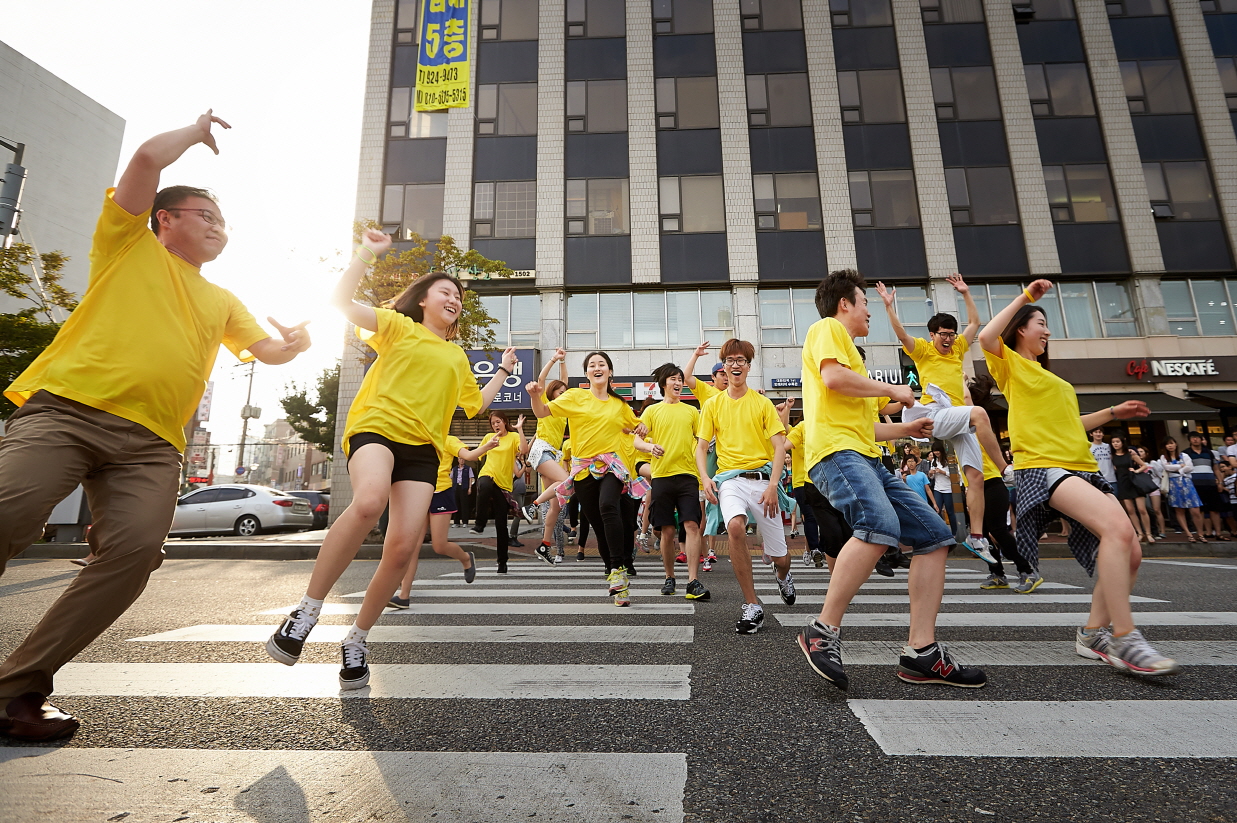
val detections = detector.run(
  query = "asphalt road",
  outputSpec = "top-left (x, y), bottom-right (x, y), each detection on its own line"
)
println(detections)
top-left (1, 550), bottom-right (1236, 822)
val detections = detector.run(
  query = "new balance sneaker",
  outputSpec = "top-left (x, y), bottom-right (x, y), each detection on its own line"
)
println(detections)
top-left (961, 536), bottom-right (998, 565)
top-left (1012, 571), bottom-right (1044, 594)
top-left (339, 640), bottom-right (370, 690)
top-left (1106, 629), bottom-right (1182, 676)
top-left (606, 568), bottom-right (629, 596)
top-left (1075, 626), bottom-right (1113, 662)
top-left (521, 504), bottom-right (539, 524)
top-left (736, 603), bottom-right (765, 634)
top-left (776, 571), bottom-right (797, 605)
top-left (896, 642), bottom-right (987, 688)
top-left (661, 577), bottom-right (676, 595)
top-left (874, 556), bottom-right (895, 577)
top-left (535, 542), bottom-right (556, 566)
top-left (388, 595), bottom-right (410, 610)
top-left (675, 551), bottom-right (688, 564)
top-left (979, 574), bottom-right (1009, 590)
top-left (265, 608), bottom-right (317, 665)
top-left (464, 551), bottom-right (478, 583)
top-left (684, 579), bottom-right (711, 601)
top-left (811, 549), bottom-right (826, 568)
top-left (797, 620), bottom-right (847, 691)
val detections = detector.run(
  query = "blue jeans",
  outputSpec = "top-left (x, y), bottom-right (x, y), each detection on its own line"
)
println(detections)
top-left (935, 489), bottom-right (958, 535)
top-left (809, 450), bottom-right (954, 554)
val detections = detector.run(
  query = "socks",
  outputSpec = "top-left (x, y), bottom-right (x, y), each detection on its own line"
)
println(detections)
top-left (913, 642), bottom-right (937, 654)
top-left (343, 624), bottom-right (369, 645)
top-left (296, 595), bottom-right (324, 620)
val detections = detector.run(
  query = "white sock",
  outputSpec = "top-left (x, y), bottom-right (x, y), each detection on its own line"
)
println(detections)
top-left (343, 624), bottom-right (369, 645)
top-left (296, 595), bottom-right (324, 620)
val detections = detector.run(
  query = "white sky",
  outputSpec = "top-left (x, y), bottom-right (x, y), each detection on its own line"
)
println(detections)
top-left (5, 1), bottom-right (372, 475)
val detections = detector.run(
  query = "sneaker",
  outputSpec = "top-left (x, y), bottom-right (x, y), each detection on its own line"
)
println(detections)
top-left (388, 594), bottom-right (409, 609)
top-left (509, 539), bottom-right (525, 548)
top-left (535, 542), bottom-right (555, 566)
top-left (797, 620), bottom-right (847, 691)
top-left (961, 536), bottom-right (998, 565)
top-left (638, 531), bottom-right (654, 553)
top-left (790, 530), bottom-right (801, 538)
top-left (1012, 571), bottom-right (1044, 594)
top-left (661, 577), bottom-right (676, 595)
top-left (886, 549), bottom-right (911, 569)
top-left (979, 574), bottom-right (1009, 590)
top-left (521, 504), bottom-right (538, 523)
top-left (736, 603), bottom-right (765, 634)
top-left (874, 557), bottom-right (895, 578)
top-left (761, 551), bottom-right (774, 566)
top-left (706, 549), bottom-right (719, 564)
top-left (606, 568), bottom-right (629, 596)
top-left (1106, 629), bottom-right (1182, 676)
top-left (1075, 626), bottom-right (1113, 662)
top-left (801, 551), bottom-right (814, 567)
top-left (577, 551), bottom-right (586, 562)
top-left (702, 559), bottom-right (713, 572)
top-left (675, 551), bottom-right (688, 564)
top-left (684, 579), bottom-right (711, 601)
top-left (896, 642), bottom-right (987, 688)
top-left (811, 549), bottom-right (826, 568)
top-left (614, 588), bottom-right (631, 607)
top-left (339, 640), bottom-right (370, 690)
top-left (626, 564), bottom-right (638, 578)
top-left (554, 554), bottom-right (563, 564)
top-left (265, 608), bottom-right (317, 665)
top-left (468, 528), bottom-right (483, 535)
top-left (776, 571), bottom-right (797, 605)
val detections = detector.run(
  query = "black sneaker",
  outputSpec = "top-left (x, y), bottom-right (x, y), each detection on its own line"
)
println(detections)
top-left (265, 608), bottom-right (316, 665)
top-left (576, 550), bottom-right (586, 562)
top-left (661, 577), bottom-right (676, 595)
top-left (885, 548), bottom-right (911, 569)
top-left (896, 642), bottom-right (987, 688)
top-left (509, 539), bottom-right (524, 548)
top-left (626, 564), bottom-right (638, 578)
top-left (684, 579), bottom-right (711, 601)
top-left (736, 603), bottom-right (765, 634)
top-left (521, 504), bottom-right (539, 523)
top-left (388, 594), bottom-right (409, 609)
top-left (776, 571), bottom-right (797, 605)
top-left (874, 556), bottom-right (895, 577)
top-left (464, 551), bottom-right (477, 584)
top-left (535, 542), bottom-right (555, 565)
top-left (797, 620), bottom-right (848, 691)
top-left (339, 640), bottom-right (370, 690)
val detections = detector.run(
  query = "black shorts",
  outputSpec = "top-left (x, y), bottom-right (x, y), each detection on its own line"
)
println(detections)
top-left (429, 488), bottom-right (457, 515)
top-left (800, 481), bottom-right (852, 558)
top-left (651, 474), bottom-right (702, 530)
top-left (348, 433), bottom-right (438, 485)
top-left (1195, 482), bottom-right (1224, 515)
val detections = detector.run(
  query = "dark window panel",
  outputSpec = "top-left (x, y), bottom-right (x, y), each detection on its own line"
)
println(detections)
top-left (1132, 115), bottom-right (1206, 160)
top-left (1206, 14), bottom-right (1237, 57)
top-left (661, 233), bottom-right (731, 284)
top-left (924, 24), bottom-right (992, 67)
top-left (1016, 21), bottom-right (1085, 63)
top-left (1035, 118), bottom-right (1108, 163)
top-left (677, 76), bottom-right (720, 127)
top-left (966, 167), bottom-right (1019, 224)
top-left (474, 135), bottom-right (538, 181)
top-left (471, 238), bottom-right (537, 271)
top-left (755, 231), bottom-right (828, 281)
top-left (565, 38), bottom-right (627, 80)
top-left (393, 45), bottom-right (420, 85)
top-left (657, 129), bottom-right (724, 175)
top-left (767, 73), bottom-right (812, 125)
top-left (654, 34), bottom-right (717, 76)
top-left (670, 0), bottom-right (715, 33)
top-left (749, 127), bottom-right (817, 173)
top-left (743, 31), bottom-right (809, 73)
top-left (832, 27), bottom-right (900, 70)
top-left (843, 123), bottom-right (912, 169)
top-left (1157, 221), bottom-right (1234, 272)
top-left (1053, 223), bottom-right (1131, 274)
top-left (854, 228), bottom-right (928, 278)
top-left (1110, 17), bottom-right (1181, 59)
top-left (385, 138), bottom-right (447, 183)
top-left (951, 67), bottom-right (1001, 119)
top-left (565, 236), bottom-right (633, 285)
top-left (566, 133), bottom-right (630, 178)
top-left (953, 225), bottom-right (1029, 275)
top-left (938, 121), bottom-right (1009, 166)
top-left (477, 41), bottom-right (540, 83)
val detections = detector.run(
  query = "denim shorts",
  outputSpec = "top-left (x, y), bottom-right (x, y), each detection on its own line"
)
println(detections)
top-left (808, 450), bottom-right (954, 554)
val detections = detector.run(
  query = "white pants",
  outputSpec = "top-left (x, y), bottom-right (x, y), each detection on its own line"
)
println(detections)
top-left (903, 384), bottom-right (984, 474)
top-left (718, 476), bottom-right (788, 557)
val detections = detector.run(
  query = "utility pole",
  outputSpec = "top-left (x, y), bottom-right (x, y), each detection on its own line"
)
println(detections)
top-left (236, 361), bottom-right (261, 478)
top-left (0, 137), bottom-right (27, 249)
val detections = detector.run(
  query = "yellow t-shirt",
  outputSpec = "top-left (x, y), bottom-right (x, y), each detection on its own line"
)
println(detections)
top-left (4, 190), bottom-right (266, 450)
top-left (984, 338), bottom-right (1096, 471)
top-left (698, 388), bottom-right (786, 472)
top-left (479, 431), bottom-right (520, 492)
top-left (907, 336), bottom-right (970, 406)
top-left (535, 415), bottom-right (566, 449)
top-left (801, 317), bottom-right (881, 466)
top-left (787, 422), bottom-right (807, 488)
top-left (691, 379), bottom-right (721, 404)
top-left (547, 388), bottom-right (638, 475)
top-left (617, 434), bottom-right (641, 477)
top-left (435, 435), bottom-right (468, 492)
top-left (641, 400), bottom-right (701, 479)
top-left (343, 308), bottom-right (483, 461)
top-left (560, 438), bottom-right (572, 470)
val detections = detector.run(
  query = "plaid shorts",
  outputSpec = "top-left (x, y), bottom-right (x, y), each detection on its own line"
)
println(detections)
top-left (1014, 467), bottom-right (1112, 576)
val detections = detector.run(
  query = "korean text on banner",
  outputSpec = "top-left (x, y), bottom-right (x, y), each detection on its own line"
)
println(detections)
top-left (416, 0), bottom-right (471, 111)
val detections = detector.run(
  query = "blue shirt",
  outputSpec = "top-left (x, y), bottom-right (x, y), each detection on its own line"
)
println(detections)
top-left (905, 471), bottom-right (933, 504)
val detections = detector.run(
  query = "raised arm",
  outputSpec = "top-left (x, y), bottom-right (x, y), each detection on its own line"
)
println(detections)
top-left (1079, 400), bottom-right (1148, 432)
top-left (538, 347), bottom-right (567, 385)
top-left (514, 415), bottom-right (529, 455)
top-left (113, 110), bottom-right (231, 216)
top-left (979, 278), bottom-right (1052, 354)
top-left (479, 348), bottom-right (519, 410)
top-left (528, 380), bottom-right (552, 418)
top-left (947, 273), bottom-right (981, 345)
top-left (876, 281), bottom-right (917, 354)
top-left (249, 318), bottom-right (312, 365)
top-left (820, 360), bottom-right (915, 408)
top-left (458, 435), bottom-right (500, 462)
top-left (683, 341), bottom-right (711, 389)
top-left (332, 229), bottom-right (392, 332)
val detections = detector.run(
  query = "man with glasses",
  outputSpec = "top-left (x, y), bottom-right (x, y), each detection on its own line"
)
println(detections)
top-left (0, 112), bottom-right (312, 741)
top-left (875, 273), bottom-right (1006, 568)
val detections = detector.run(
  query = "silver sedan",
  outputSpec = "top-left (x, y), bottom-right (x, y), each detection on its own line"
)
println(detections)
top-left (169, 484), bottom-right (314, 537)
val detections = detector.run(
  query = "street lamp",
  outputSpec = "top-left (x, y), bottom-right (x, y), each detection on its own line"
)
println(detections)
top-left (0, 136), bottom-right (27, 249)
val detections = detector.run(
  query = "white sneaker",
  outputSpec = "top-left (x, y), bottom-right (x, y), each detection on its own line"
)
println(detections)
top-left (962, 536), bottom-right (997, 565)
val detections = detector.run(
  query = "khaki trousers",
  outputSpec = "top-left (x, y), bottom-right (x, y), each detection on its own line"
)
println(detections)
top-left (0, 392), bottom-right (182, 699)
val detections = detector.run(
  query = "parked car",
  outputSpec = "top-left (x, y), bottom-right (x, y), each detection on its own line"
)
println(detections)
top-left (287, 490), bottom-right (330, 530)
top-left (169, 484), bottom-right (313, 537)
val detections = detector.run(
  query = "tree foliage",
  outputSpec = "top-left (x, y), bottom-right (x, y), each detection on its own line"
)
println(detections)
top-left (0, 244), bottom-right (77, 418)
top-left (0, 310), bottom-right (62, 418)
top-left (279, 362), bottom-right (340, 456)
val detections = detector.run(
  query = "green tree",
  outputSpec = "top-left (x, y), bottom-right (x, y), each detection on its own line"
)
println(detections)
top-left (0, 243), bottom-right (76, 418)
top-left (279, 362), bottom-right (340, 456)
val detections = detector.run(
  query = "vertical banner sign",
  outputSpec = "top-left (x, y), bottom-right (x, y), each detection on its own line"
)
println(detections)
top-left (416, 0), bottom-right (471, 111)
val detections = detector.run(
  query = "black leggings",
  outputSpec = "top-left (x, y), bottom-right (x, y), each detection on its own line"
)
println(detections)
top-left (983, 478), bottom-right (1031, 576)
top-left (799, 483), bottom-right (852, 558)
top-left (575, 473), bottom-right (626, 572)
top-left (473, 476), bottom-right (510, 565)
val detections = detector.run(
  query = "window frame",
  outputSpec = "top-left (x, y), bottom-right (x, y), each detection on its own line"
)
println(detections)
top-left (838, 69), bottom-right (907, 124)
top-left (746, 72), bottom-right (813, 127)
top-left (476, 82), bottom-right (539, 135)
top-left (566, 290), bottom-right (736, 349)
top-left (566, 79), bottom-right (629, 134)
top-left (944, 166), bottom-right (1020, 226)
top-left (1043, 164), bottom-right (1120, 224)
top-left (654, 0), bottom-right (717, 34)
top-left (567, 0), bottom-right (627, 38)
top-left (656, 76), bottom-right (721, 130)
top-left (753, 172), bottom-right (824, 232)
top-left (757, 287), bottom-right (821, 345)
top-left (741, 0), bottom-right (804, 30)
top-left (931, 66), bottom-right (1002, 122)
top-left (480, 0), bottom-right (540, 41)
top-left (479, 293), bottom-right (543, 347)
top-left (383, 182), bottom-right (447, 241)
top-left (659, 175), bottom-right (727, 233)
top-left (848, 169), bottom-right (921, 229)
top-left (1120, 59), bottom-right (1193, 116)
top-left (473, 180), bottom-right (538, 239)
top-left (830, 0), bottom-right (893, 28)
top-left (565, 177), bottom-right (631, 236)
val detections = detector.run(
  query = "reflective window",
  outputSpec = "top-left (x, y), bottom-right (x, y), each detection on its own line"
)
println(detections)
top-left (849, 170), bottom-right (920, 228)
top-left (656, 76), bottom-right (721, 129)
top-left (477, 83), bottom-right (538, 135)
top-left (1028, 0), bottom-right (1075, 17)
top-left (838, 70), bottom-right (906, 124)
top-left (1094, 282), bottom-right (1138, 337)
top-left (567, 0), bottom-right (626, 37)
top-left (1044, 165), bottom-right (1119, 223)
top-left (1024, 64), bottom-right (1096, 117)
top-left (480, 0), bottom-right (539, 40)
top-left (1105, 0), bottom-right (1169, 15)
top-left (931, 67), bottom-right (1001, 121)
top-left (566, 178), bottom-right (630, 235)
top-left (566, 80), bottom-right (628, 133)
top-left (831, 0), bottom-right (892, 27)
top-left (920, 0), bottom-right (984, 23)
top-left (654, 0), bottom-right (715, 34)
top-left (381, 183), bottom-right (443, 240)
top-left (758, 288), bottom-right (820, 345)
top-left (566, 290), bottom-right (734, 348)
top-left (741, 0), bottom-right (803, 29)
top-left (389, 88), bottom-right (449, 138)
top-left (1121, 60), bottom-right (1192, 115)
top-left (1161, 279), bottom-right (1237, 336)
top-left (945, 167), bottom-right (1019, 225)
top-left (480, 293), bottom-right (542, 346)
top-left (1216, 57), bottom-right (1237, 111)
top-left (955, 280), bottom-right (1137, 339)
top-left (1204, 0), bottom-right (1237, 12)
top-left (1143, 161), bottom-right (1219, 220)
top-left (473, 181), bottom-right (537, 238)
top-left (746, 73), bottom-right (812, 127)
top-left (753, 173), bottom-right (823, 230)
top-left (660, 176), bottom-right (726, 232)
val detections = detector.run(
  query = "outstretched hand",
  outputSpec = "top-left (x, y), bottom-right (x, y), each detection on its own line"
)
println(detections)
top-left (1026, 279), bottom-right (1053, 302)
top-left (197, 109), bottom-right (231, 155)
top-left (268, 317), bottom-right (311, 354)
top-left (360, 228), bottom-right (392, 257)
top-left (946, 272), bottom-right (969, 294)
top-left (500, 347), bottom-right (518, 373)
top-left (1113, 400), bottom-right (1150, 420)
top-left (693, 341), bottom-right (711, 358)
top-left (551, 347), bottom-right (566, 363)
top-left (875, 281), bottom-right (895, 308)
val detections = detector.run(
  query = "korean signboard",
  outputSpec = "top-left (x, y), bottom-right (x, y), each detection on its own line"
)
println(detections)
top-left (415, 0), bottom-right (471, 110)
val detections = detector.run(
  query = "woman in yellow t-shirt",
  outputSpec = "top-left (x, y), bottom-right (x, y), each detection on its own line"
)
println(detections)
top-left (522, 347), bottom-right (573, 564)
top-left (979, 279), bottom-right (1179, 677)
top-left (474, 410), bottom-right (528, 572)
top-left (267, 229), bottom-right (516, 691)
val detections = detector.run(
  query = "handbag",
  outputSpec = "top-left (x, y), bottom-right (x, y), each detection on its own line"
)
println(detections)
top-left (1133, 470), bottom-right (1158, 495)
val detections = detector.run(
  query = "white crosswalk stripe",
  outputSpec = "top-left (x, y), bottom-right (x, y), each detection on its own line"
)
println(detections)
top-left (773, 611), bottom-right (1237, 628)
top-left (260, 602), bottom-right (696, 615)
top-left (131, 624), bottom-right (694, 643)
top-left (759, 593), bottom-right (1166, 605)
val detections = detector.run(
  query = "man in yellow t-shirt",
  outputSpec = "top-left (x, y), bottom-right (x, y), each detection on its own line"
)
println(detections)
top-left (796, 269), bottom-right (987, 693)
top-left (875, 273), bottom-right (1006, 566)
top-left (0, 114), bottom-right (313, 741)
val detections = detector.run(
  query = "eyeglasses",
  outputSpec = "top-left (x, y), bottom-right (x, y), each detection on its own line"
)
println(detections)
top-left (166, 208), bottom-right (228, 231)
top-left (723, 357), bottom-right (749, 366)
top-left (933, 331), bottom-right (958, 340)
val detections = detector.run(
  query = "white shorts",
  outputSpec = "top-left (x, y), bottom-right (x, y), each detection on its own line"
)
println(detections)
top-left (903, 384), bottom-right (983, 474)
top-left (718, 476), bottom-right (788, 557)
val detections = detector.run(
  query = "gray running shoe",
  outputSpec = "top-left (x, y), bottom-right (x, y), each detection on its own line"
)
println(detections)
top-left (979, 574), bottom-right (1009, 590)
top-left (1075, 626), bottom-right (1113, 661)
top-left (801, 550), bottom-right (814, 567)
top-left (1012, 571), bottom-right (1045, 594)
top-left (811, 549), bottom-right (826, 568)
top-left (1106, 629), bottom-right (1182, 676)
top-left (387, 594), bottom-right (409, 610)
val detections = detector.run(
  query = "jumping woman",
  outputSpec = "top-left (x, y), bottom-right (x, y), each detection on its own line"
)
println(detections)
top-left (473, 411), bottom-right (528, 573)
top-left (522, 347), bottom-right (572, 564)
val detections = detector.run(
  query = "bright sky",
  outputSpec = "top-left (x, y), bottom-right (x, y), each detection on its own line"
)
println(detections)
top-left (5, 1), bottom-right (372, 475)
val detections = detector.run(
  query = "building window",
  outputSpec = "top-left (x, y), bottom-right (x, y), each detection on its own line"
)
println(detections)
top-left (1143, 162), bottom-right (1219, 220)
top-left (480, 0), bottom-right (539, 40)
top-left (754, 173), bottom-right (823, 230)
top-left (1043, 165), bottom-right (1119, 223)
top-left (473, 181), bottom-right (537, 238)
top-left (1027, 0), bottom-right (1075, 17)
top-left (931, 67), bottom-right (1001, 121)
top-left (477, 83), bottom-right (538, 134)
top-left (1094, 282), bottom-right (1138, 337)
top-left (653, 0), bottom-right (715, 34)
top-left (741, 0), bottom-right (803, 30)
top-left (480, 293), bottom-right (542, 346)
top-left (1216, 58), bottom-right (1237, 111)
top-left (963, 280), bottom-right (1137, 338)
top-left (567, 290), bottom-right (735, 349)
top-left (848, 170), bottom-right (919, 228)
top-left (660, 176), bottom-right (726, 232)
top-left (758, 288), bottom-right (820, 345)
top-left (1163, 279), bottom-right (1237, 336)
top-left (746, 73), bottom-right (812, 127)
top-left (945, 167), bottom-right (1019, 225)
top-left (566, 80), bottom-right (628, 133)
top-left (656, 76), bottom-right (720, 129)
top-left (566, 178), bottom-right (630, 235)
top-left (382, 183), bottom-right (445, 240)
top-left (838, 70), bottom-right (907, 124)
top-left (396, 0), bottom-right (422, 41)
top-left (920, 0), bottom-right (983, 23)
top-left (567, 0), bottom-right (626, 37)
top-left (1120, 60), bottom-right (1192, 115)
top-left (389, 88), bottom-right (449, 138)
top-left (860, 283), bottom-right (932, 344)
top-left (1023, 64), bottom-right (1096, 117)
top-left (1105, 0), bottom-right (1168, 15)
top-left (1203, 0), bottom-right (1237, 11)
top-left (830, 0), bottom-right (891, 27)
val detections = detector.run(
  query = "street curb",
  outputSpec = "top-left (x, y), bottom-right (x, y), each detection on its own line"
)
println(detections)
top-left (14, 542), bottom-right (514, 562)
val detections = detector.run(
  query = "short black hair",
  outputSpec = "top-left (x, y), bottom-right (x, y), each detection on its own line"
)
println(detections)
top-left (815, 268), bottom-right (867, 319)
top-left (927, 313), bottom-right (958, 334)
top-left (151, 185), bottom-right (219, 236)
top-left (652, 362), bottom-right (684, 392)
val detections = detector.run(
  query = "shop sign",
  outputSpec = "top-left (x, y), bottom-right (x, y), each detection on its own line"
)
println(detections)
top-left (468, 348), bottom-right (535, 409)
top-left (770, 377), bottom-right (801, 389)
top-left (1128, 357), bottom-right (1222, 380)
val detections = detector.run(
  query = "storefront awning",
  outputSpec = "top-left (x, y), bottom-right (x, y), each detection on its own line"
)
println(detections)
top-left (1187, 390), bottom-right (1237, 409)
top-left (1077, 392), bottom-right (1217, 421)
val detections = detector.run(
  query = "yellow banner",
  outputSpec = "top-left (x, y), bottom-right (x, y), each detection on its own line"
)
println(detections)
top-left (415, 0), bottom-right (471, 110)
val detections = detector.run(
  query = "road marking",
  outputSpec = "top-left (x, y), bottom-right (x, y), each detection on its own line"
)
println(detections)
top-left (752, 582), bottom-right (1081, 591)
top-left (832, 640), bottom-right (1237, 665)
top-left (1142, 560), bottom-right (1237, 570)
top-left (131, 625), bottom-right (694, 644)
top-left (52, 663), bottom-right (692, 700)
top-left (260, 603), bottom-right (696, 616)
top-left (849, 700), bottom-right (1237, 758)
top-left (280, 589), bottom-right (687, 599)
top-left (0, 749), bottom-right (687, 823)
top-left (773, 611), bottom-right (1237, 628)
top-left (761, 594), bottom-right (1166, 605)
top-left (339, 582), bottom-right (672, 595)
